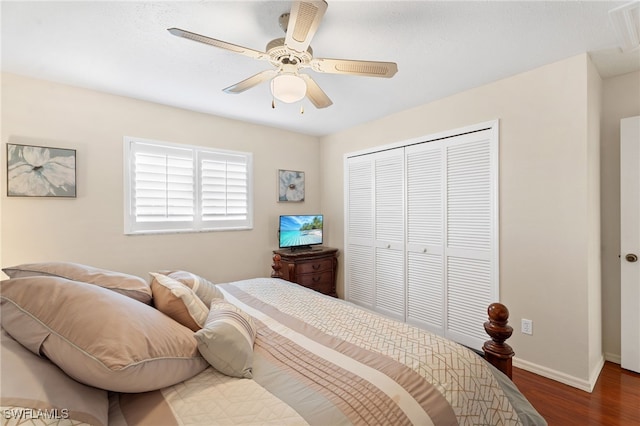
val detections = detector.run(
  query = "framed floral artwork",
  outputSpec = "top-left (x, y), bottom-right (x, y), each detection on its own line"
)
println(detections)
top-left (278, 169), bottom-right (305, 202)
top-left (7, 143), bottom-right (76, 197)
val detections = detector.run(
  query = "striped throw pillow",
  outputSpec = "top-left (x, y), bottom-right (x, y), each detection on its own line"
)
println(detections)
top-left (194, 299), bottom-right (257, 379)
top-left (149, 273), bottom-right (209, 331)
top-left (160, 270), bottom-right (222, 307)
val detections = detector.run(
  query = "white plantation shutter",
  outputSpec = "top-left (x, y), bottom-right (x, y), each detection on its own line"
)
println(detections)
top-left (125, 137), bottom-right (252, 234)
top-left (131, 143), bottom-right (194, 228)
top-left (200, 151), bottom-right (250, 226)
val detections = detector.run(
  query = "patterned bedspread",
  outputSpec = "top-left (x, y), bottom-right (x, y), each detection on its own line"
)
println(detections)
top-left (112, 278), bottom-right (545, 426)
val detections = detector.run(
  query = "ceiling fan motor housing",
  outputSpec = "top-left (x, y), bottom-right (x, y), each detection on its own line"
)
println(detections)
top-left (266, 38), bottom-right (313, 67)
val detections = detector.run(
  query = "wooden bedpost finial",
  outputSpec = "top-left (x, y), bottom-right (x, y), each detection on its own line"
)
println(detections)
top-left (483, 302), bottom-right (515, 379)
top-left (271, 253), bottom-right (283, 278)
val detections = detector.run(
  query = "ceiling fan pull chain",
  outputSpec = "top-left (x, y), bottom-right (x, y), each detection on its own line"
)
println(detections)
top-left (272, 98), bottom-right (276, 109)
top-left (300, 106), bottom-right (304, 114)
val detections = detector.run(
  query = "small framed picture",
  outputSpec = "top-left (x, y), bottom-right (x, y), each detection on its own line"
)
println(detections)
top-left (7, 143), bottom-right (77, 197)
top-left (278, 169), bottom-right (305, 202)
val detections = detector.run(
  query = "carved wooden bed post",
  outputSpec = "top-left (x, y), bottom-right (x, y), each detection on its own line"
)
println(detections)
top-left (483, 303), bottom-right (515, 379)
top-left (271, 253), bottom-right (283, 278)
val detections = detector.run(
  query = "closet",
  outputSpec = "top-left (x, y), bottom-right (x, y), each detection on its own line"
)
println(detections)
top-left (344, 121), bottom-right (498, 350)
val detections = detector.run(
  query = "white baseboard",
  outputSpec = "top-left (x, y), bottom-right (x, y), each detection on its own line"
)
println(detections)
top-left (513, 355), bottom-right (605, 393)
top-left (604, 352), bottom-right (621, 364)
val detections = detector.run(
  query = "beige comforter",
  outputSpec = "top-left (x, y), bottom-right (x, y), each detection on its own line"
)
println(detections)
top-left (111, 278), bottom-right (545, 426)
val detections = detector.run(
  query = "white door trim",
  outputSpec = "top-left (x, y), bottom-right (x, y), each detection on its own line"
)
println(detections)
top-left (621, 115), bottom-right (640, 373)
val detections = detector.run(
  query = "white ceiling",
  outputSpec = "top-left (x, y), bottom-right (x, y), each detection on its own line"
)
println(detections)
top-left (2, 1), bottom-right (639, 137)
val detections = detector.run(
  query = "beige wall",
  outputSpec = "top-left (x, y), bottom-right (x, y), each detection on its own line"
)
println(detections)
top-left (321, 54), bottom-right (601, 388)
top-left (601, 70), bottom-right (640, 362)
top-left (1, 73), bottom-right (320, 283)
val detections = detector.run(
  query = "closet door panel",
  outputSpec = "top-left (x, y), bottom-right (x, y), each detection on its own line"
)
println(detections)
top-left (446, 256), bottom-right (492, 343)
top-left (375, 246), bottom-right (405, 320)
top-left (444, 130), bottom-right (497, 349)
top-left (375, 153), bottom-right (405, 244)
top-left (347, 159), bottom-right (374, 243)
top-left (345, 157), bottom-right (375, 307)
top-left (447, 138), bottom-right (492, 252)
top-left (407, 251), bottom-right (444, 334)
top-left (348, 244), bottom-right (375, 307)
top-left (406, 142), bottom-right (444, 331)
top-left (373, 150), bottom-right (405, 319)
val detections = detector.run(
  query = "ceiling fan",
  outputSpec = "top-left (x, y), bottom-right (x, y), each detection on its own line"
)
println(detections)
top-left (168, 0), bottom-right (398, 109)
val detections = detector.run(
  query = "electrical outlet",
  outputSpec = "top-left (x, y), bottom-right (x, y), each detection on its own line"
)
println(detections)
top-left (521, 319), bottom-right (533, 335)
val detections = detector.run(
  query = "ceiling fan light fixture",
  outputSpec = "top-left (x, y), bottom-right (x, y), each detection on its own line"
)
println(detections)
top-left (270, 73), bottom-right (307, 103)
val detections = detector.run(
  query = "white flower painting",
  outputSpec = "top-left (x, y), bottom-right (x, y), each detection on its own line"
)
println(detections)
top-left (7, 143), bottom-right (76, 197)
top-left (278, 169), bottom-right (305, 202)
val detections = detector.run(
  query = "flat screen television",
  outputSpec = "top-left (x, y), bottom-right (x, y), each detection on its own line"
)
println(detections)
top-left (279, 214), bottom-right (323, 250)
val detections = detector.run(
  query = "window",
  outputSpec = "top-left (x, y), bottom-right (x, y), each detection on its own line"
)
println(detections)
top-left (124, 137), bottom-right (253, 234)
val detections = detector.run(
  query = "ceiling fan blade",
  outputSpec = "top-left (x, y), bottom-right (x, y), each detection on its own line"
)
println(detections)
top-left (299, 74), bottom-right (332, 108)
top-left (310, 58), bottom-right (398, 78)
top-left (284, 1), bottom-right (328, 53)
top-left (223, 70), bottom-right (278, 94)
top-left (168, 28), bottom-right (268, 61)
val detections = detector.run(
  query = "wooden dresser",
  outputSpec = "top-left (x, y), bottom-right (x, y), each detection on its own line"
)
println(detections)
top-left (271, 247), bottom-right (339, 297)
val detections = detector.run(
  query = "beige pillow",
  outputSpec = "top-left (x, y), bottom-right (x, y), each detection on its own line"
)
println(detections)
top-left (2, 262), bottom-right (152, 304)
top-left (150, 272), bottom-right (209, 331)
top-left (194, 299), bottom-right (257, 379)
top-left (161, 270), bottom-right (223, 307)
top-left (0, 276), bottom-right (208, 393)
top-left (1, 328), bottom-right (109, 426)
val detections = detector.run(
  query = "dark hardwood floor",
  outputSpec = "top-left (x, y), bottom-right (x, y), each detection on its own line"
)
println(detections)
top-left (512, 362), bottom-right (640, 425)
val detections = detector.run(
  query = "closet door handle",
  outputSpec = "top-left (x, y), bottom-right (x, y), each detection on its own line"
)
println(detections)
top-left (626, 253), bottom-right (638, 263)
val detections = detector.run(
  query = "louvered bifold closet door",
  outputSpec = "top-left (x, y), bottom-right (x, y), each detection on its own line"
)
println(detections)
top-left (405, 141), bottom-right (445, 335)
top-left (374, 149), bottom-right (406, 321)
top-left (444, 129), bottom-right (497, 350)
top-left (345, 123), bottom-right (498, 351)
top-left (345, 156), bottom-right (375, 308)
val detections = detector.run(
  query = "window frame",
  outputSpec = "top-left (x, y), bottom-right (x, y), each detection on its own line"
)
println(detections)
top-left (124, 136), bottom-right (253, 235)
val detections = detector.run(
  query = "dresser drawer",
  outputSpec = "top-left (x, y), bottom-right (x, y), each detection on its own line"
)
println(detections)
top-left (295, 258), bottom-right (332, 274)
top-left (297, 271), bottom-right (333, 294)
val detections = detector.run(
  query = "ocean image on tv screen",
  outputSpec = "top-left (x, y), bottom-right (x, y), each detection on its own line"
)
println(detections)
top-left (280, 215), bottom-right (323, 247)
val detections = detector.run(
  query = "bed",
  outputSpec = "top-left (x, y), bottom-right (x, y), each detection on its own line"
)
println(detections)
top-left (0, 262), bottom-right (546, 425)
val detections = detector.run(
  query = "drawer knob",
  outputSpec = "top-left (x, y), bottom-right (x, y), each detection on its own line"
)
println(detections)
top-left (312, 264), bottom-right (321, 270)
